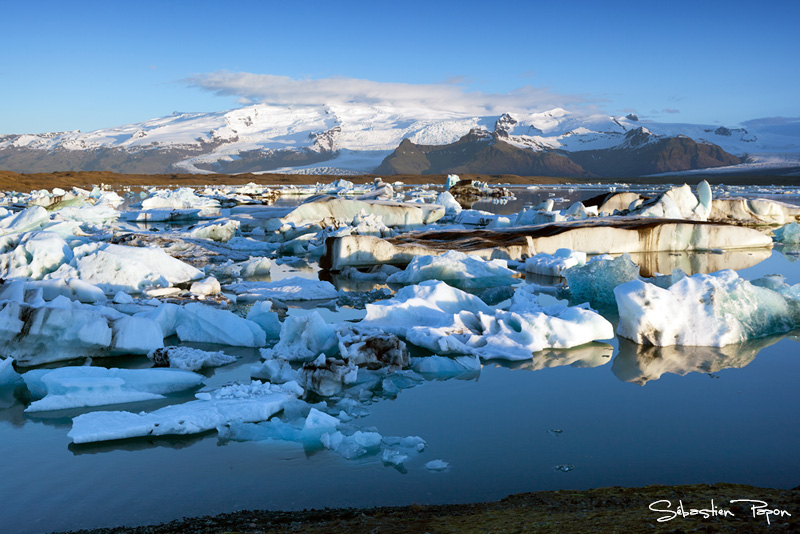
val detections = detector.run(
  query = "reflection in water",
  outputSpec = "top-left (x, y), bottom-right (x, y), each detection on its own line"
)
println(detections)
top-left (487, 342), bottom-right (613, 372)
top-left (612, 335), bottom-right (787, 385)
top-left (626, 248), bottom-right (771, 277)
top-left (778, 244), bottom-right (800, 262)
top-left (69, 430), bottom-right (213, 456)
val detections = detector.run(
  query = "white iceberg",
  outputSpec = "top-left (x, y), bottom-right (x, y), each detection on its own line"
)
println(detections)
top-left (615, 269), bottom-right (800, 347)
top-left (628, 182), bottom-right (712, 220)
top-left (175, 303), bottom-right (267, 347)
top-left (70, 243), bottom-right (203, 293)
top-left (524, 248), bottom-right (587, 277)
top-left (361, 280), bottom-right (613, 360)
top-left (386, 250), bottom-right (518, 289)
top-left (224, 276), bottom-right (338, 302)
top-left (68, 380), bottom-right (301, 444)
top-left (23, 367), bottom-right (204, 412)
top-left (259, 311), bottom-right (338, 363)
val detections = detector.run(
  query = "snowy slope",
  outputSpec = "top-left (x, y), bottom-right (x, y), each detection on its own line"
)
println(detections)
top-left (1, 103), bottom-right (798, 175)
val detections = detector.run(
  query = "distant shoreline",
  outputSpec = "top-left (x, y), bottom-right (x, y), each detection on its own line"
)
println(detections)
top-left (53, 483), bottom-right (798, 534)
top-left (3, 170), bottom-right (800, 193)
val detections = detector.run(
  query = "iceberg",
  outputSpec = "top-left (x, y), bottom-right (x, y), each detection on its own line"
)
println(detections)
top-left (68, 380), bottom-right (301, 444)
top-left (615, 270), bottom-right (800, 347)
top-left (175, 303), bottom-right (267, 347)
top-left (224, 276), bottom-right (338, 302)
top-left (71, 243), bottom-right (203, 293)
top-left (0, 298), bottom-right (164, 366)
top-left (23, 367), bottom-right (204, 412)
top-left (524, 248), bottom-right (587, 277)
top-left (148, 346), bottom-right (237, 371)
top-left (360, 280), bottom-right (613, 360)
top-left (627, 182), bottom-right (712, 220)
top-left (563, 254), bottom-right (641, 308)
top-left (386, 250), bottom-right (518, 289)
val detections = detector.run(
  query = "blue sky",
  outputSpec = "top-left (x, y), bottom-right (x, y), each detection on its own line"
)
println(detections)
top-left (2, 0), bottom-right (798, 134)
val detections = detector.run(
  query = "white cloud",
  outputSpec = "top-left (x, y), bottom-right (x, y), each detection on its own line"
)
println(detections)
top-left (184, 71), bottom-right (590, 115)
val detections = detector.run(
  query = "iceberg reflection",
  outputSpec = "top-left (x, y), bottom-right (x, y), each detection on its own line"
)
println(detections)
top-left (612, 335), bottom-right (786, 385)
top-left (486, 342), bottom-right (613, 372)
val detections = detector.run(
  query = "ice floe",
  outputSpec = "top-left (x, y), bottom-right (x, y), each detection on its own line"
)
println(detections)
top-left (386, 250), bottom-right (518, 289)
top-left (23, 367), bottom-right (204, 412)
top-left (68, 380), bottom-right (302, 444)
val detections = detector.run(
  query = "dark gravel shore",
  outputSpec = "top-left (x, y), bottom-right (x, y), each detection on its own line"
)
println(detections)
top-left (54, 483), bottom-right (798, 534)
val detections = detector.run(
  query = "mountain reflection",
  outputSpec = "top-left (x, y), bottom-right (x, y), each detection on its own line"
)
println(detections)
top-left (612, 335), bottom-right (787, 385)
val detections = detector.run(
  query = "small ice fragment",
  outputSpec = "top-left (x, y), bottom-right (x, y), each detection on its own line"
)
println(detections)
top-left (548, 429), bottom-right (563, 437)
top-left (554, 464), bottom-right (574, 472)
top-left (425, 459), bottom-right (450, 471)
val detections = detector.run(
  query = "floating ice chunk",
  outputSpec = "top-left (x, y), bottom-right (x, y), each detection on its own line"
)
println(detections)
top-left (224, 276), bottom-right (338, 302)
top-left (320, 430), bottom-right (383, 459)
top-left (382, 449), bottom-right (409, 467)
top-left (773, 222), bottom-right (800, 244)
top-left (113, 291), bottom-right (134, 304)
top-left (435, 191), bottom-right (463, 218)
top-left (250, 358), bottom-right (300, 384)
top-left (68, 380), bottom-right (300, 444)
top-left (190, 276), bottom-right (221, 296)
top-left (281, 196), bottom-right (444, 228)
top-left (615, 269), bottom-right (799, 347)
top-left (0, 231), bottom-right (73, 280)
top-left (301, 355), bottom-right (358, 396)
top-left (189, 219), bottom-right (240, 242)
top-left (24, 367), bottom-right (203, 412)
top-left (563, 254), bottom-right (641, 308)
top-left (361, 280), bottom-right (612, 360)
top-left (628, 182), bottom-right (711, 220)
top-left (0, 358), bottom-right (21, 387)
top-left (54, 203), bottom-right (119, 223)
top-left (446, 174), bottom-right (460, 190)
top-left (425, 459), bottom-right (450, 471)
top-left (245, 300), bottom-right (281, 338)
top-left (176, 303), bottom-right (266, 347)
top-left (260, 311), bottom-right (338, 362)
top-left (71, 243), bottom-right (203, 293)
top-left (148, 346), bottom-right (237, 371)
top-left (111, 315), bottom-right (164, 355)
top-left (0, 300), bottom-right (113, 366)
top-left (220, 408), bottom-right (340, 445)
top-left (141, 187), bottom-right (220, 212)
top-left (337, 326), bottom-right (408, 369)
top-left (524, 248), bottom-right (587, 277)
top-left (33, 276), bottom-right (107, 304)
top-left (134, 303), bottom-right (181, 337)
top-left (564, 202), bottom-right (597, 220)
top-left (240, 256), bottom-right (272, 277)
top-left (0, 206), bottom-right (49, 236)
top-left (386, 250), bottom-right (517, 289)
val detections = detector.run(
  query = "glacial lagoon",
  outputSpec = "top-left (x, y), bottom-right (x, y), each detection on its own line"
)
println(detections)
top-left (0, 183), bottom-right (799, 534)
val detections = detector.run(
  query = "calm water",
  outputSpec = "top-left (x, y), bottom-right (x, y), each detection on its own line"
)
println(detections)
top-left (1, 185), bottom-right (799, 534)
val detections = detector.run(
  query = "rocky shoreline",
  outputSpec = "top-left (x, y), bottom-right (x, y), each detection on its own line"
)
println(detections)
top-left (54, 483), bottom-right (798, 534)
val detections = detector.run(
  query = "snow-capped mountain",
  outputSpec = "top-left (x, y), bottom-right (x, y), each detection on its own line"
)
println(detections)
top-left (1, 103), bottom-right (798, 176)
